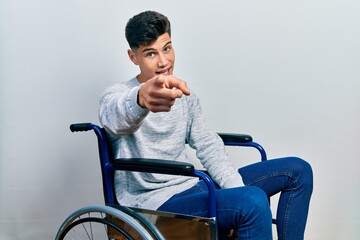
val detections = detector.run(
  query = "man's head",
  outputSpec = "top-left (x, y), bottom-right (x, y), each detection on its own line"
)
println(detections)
top-left (125, 11), bottom-right (171, 51)
top-left (126, 11), bottom-right (175, 83)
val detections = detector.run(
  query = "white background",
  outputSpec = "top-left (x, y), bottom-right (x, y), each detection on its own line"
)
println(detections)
top-left (1, 0), bottom-right (359, 239)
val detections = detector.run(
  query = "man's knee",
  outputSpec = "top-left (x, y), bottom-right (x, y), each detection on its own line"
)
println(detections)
top-left (235, 186), bottom-right (272, 220)
top-left (287, 157), bottom-right (313, 192)
top-left (247, 186), bottom-right (271, 211)
top-left (216, 186), bottom-right (272, 238)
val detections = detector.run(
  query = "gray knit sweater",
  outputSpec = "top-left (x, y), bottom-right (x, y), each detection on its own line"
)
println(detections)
top-left (99, 77), bottom-right (243, 210)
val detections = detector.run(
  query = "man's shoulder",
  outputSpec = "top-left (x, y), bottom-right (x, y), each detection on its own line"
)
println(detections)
top-left (105, 77), bottom-right (139, 92)
top-left (116, 77), bottom-right (139, 88)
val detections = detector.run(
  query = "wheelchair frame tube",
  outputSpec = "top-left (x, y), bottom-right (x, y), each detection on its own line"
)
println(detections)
top-left (90, 124), bottom-right (116, 205)
top-left (224, 142), bottom-right (267, 161)
top-left (70, 123), bottom-right (116, 205)
top-left (192, 170), bottom-right (217, 218)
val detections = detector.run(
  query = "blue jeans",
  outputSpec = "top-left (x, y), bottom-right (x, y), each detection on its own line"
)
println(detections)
top-left (158, 157), bottom-right (313, 240)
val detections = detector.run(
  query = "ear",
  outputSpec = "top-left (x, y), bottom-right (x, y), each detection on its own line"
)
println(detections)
top-left (128, 49), bottom-right (139, 65)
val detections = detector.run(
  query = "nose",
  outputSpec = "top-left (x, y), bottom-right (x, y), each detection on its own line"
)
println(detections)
top-left (157, 53), bottom-right (168, 68)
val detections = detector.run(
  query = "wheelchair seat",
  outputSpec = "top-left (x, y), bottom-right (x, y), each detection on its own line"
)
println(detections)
top-left (56, 122), bottom-right (270, 240)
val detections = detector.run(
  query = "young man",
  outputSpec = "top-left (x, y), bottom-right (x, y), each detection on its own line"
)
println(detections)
top-left (99, 11), bottom-right (313, 240)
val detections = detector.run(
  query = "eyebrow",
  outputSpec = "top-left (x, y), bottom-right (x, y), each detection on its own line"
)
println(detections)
top-left (142, 41), bottom-right (172, 53)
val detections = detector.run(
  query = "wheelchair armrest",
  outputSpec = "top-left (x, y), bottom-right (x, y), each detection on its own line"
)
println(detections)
top-left (218, 133), bottom-right (267, 161)
top-left (113, 158), bottom-right (217, 217)
top-left (218, 133), bottom-right (253, 143)
top-left (112, 158), bottom-right (195, 176)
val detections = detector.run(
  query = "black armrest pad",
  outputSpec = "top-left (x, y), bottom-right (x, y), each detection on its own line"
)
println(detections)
top-left (112, 158), bottom-right (195, 176)
top-left (70, 123), bottom-right (92, 132)
top-left (218, 133), bottom-right (253, 143)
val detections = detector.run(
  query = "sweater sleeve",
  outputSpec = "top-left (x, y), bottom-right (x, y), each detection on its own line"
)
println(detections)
top-left (186, 94), bottom-right (244, 188)
top-left (98, 82), bottom-right (149, 136)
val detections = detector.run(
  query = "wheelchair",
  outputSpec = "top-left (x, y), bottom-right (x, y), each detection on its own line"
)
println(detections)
top-left (55, 123), bottom-right (271, 240)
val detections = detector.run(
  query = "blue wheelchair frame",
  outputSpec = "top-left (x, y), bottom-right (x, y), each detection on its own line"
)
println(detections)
top-left (69, 123), bottom-right (268, 221)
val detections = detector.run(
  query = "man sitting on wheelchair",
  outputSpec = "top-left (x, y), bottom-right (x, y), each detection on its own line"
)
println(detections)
top-left (99, 11), bottom-right (313, 240)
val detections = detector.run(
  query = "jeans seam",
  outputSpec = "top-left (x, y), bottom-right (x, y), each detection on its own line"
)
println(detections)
top-left (245, 172), bottom-right (295, 187)
top-left (281, 188), bottom-right (293, 240)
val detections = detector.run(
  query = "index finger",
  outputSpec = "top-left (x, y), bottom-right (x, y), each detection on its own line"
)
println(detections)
top-left (165, 77), bottom-right (190, 96)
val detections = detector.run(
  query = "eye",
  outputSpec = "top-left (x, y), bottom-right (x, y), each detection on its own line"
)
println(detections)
top-left (146, 52), bottom-right (155, 57)
top-left (164, 46), bottom-right (172, 53)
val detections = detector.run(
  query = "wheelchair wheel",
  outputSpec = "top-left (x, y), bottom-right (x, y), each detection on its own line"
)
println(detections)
top-left (55, 205), bottom-right (164, 240)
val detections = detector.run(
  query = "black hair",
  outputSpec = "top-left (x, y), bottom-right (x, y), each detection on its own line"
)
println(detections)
top-left (125, 11), bottom-right (171, 50)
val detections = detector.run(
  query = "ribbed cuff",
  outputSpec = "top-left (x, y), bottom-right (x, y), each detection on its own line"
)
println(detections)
top-left (223, 176), bottom-right (245, 188)
top-left (126, 85), bottom-right (149, 118)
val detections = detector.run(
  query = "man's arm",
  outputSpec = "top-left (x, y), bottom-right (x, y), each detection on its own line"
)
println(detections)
top-left (99, 82), bottom-right (149, 136)
top-left (99, 75), bottom-right (190, 136)
top-left (186, 95), bottom-right (244, 188)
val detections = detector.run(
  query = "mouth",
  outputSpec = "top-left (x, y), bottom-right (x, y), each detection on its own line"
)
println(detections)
top-left (156, 67), bottom-right (172, 75)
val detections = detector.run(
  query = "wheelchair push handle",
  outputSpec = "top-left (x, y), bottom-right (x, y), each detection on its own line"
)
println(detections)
top-left (70, 123), bottom-right (93, 132)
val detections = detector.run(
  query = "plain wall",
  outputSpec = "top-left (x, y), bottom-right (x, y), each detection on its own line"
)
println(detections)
top-left (1, 0), bottom-right (359, 239)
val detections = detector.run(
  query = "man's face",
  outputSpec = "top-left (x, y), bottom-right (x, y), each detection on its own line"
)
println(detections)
top-left (128, 33), bottom-right (175, 83)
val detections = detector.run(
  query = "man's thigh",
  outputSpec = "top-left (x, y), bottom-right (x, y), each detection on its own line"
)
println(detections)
top-left (238, 157), bottom-right (303, 197)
